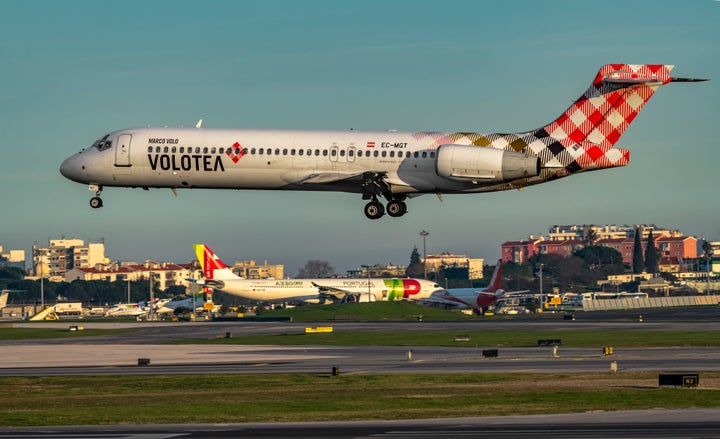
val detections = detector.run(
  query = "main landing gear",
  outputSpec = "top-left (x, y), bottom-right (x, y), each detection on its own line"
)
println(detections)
top-left (89, 184), bottom-right (103, 209)
top-left (360, 171), bottom-right (408, 220)
top-left (363, 196), bottom-right (407, 220)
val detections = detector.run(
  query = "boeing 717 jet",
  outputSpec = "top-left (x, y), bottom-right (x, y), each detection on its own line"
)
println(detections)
top-left (59, 64), bottom-right (704, 219)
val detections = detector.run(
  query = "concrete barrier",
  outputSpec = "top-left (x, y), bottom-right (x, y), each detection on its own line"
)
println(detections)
top-left (582, 295), bottom-right (720, 311)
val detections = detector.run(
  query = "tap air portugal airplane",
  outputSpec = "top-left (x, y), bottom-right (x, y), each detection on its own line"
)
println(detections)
top-left (60, 64), bottom-right (705, 219)
top-left (194, 244), bottom-right (446, 303)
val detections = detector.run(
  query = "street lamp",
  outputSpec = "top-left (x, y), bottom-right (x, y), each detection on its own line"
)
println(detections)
top-left (536, 263), bottom-right (544, 311)
top-left (420, 230), bottom-right (429, 279)
top-left (361, 264), bottom-right (371, 301)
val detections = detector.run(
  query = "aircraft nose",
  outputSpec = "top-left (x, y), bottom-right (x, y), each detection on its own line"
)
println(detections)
top-left (59, 153), bottom-right (87, 183)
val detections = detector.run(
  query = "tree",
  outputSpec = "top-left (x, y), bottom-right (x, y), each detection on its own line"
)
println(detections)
top-left (645, 230), bottom-right (658, 275)
top-left (406, 246), bottom-right (423, 277)
top-left (582, 228), bottom-right (599, 246)
top-left (632, 227), bottom-right (645, 274)
top-left (297, 260), bottom-right (335, 278)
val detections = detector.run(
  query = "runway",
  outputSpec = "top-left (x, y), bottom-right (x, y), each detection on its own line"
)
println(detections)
top-left (2, 409), bottom-right (720, 438)
top-left (2, 308), bottom-right (720, 376)
top-left (1, 308), bottom-right (719, 438)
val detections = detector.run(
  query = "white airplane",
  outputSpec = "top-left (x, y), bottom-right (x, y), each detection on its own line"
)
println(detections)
top-left (155, 294), bottom-right (216, 315)
top-left (420, 261), bottom-right (526, 314)
top-left (105, 302), bottom-right (150, 317)
top-left (193, 244), bottom-right (445, 304)
top-left (59, 64), bottom-right (705, 219)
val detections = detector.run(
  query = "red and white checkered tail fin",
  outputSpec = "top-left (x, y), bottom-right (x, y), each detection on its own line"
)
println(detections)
top-left (193, 244), bottom-right (238, 281)
top-left (540, 64), bottom-right (674, 148)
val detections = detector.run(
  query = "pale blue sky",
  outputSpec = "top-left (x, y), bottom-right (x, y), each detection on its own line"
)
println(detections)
top-left (1, 0), bottom-right (718, 275)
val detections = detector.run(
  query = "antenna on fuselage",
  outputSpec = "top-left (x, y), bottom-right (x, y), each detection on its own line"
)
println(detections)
top-left (196, 119), bottom-right (203, 128)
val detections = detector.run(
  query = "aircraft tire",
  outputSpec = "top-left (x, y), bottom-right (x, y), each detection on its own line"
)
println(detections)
top-left (387, 200), bottom-right (407, 217)
top-left (364, 201), bottom-right (385, 219)
top-left (90, 197), bottom-right (103, 209)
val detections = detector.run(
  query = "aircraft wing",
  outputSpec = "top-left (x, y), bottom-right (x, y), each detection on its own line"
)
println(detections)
top-left (299, 172), bottom-right (366, 185)
top-left (310, 282), bottom-right (358, 301)
top-left (299, 172), bottom-right (417, 191)
top-left (502, 290), bottom-right (531, 296)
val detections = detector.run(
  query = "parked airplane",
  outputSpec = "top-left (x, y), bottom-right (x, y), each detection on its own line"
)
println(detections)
top-left (0, 289), bottom-right (24, 310)
top-left (104, 301), bottom-right (157, 317)
top-left (59, 65), bottom-right (705, 219)
top-left (420, 261), bottom-right (524, 314)
top-left (193, 244), bottom-right (445, 303)
top-left (156, 294), bottom-right (217, 315)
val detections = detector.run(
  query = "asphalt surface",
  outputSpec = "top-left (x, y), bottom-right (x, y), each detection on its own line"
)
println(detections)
top-left (1, 306), bottom-right (718, 438)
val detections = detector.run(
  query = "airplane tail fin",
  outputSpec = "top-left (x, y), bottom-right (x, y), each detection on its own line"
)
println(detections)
top-left (193, 244), bottom-right (240, 281)
top-left (527, 64), bottom-right (705, 174)
top-left (484, 260), bottom-right (503, 294)
top-left (0, 291), bottom-right (9, 309)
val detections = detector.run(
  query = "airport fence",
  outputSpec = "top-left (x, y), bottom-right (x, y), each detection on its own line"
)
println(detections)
top-left (581, 295), bottom-right (720, 311)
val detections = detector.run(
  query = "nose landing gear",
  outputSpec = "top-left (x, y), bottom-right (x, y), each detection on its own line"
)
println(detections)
top-left (89, 184), bottom-right (103, 209)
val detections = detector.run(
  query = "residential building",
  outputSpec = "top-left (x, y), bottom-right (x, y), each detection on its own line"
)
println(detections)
top-left (0, 245), bottom-right (25, 269)
top-left (501, 237), bottom-right (544, 264)
top-left (423, 252), bottom-right (484, 279)
top-left (232, 260), bottom-right (284, 279)
top-left (348, 264), bottom-right (407, 278)
top-left (65, 260), bottom-right (202, 291)
top-left (32, 239), bottom-right (107, 277)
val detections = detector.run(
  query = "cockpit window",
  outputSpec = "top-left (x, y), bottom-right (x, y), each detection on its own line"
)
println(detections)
top-left (92, 135), bottom-right (112, 151)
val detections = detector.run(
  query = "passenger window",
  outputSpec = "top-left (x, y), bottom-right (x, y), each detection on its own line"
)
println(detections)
top-left (171, 147), bottom-right (177, 153)
top-left (331, 149), bottom-right (337, 157)
top-left (373, 150), bottom-right (379, 157)
top-left (251, 148), bottom-right (256, 154)
top-left (163, 146), bottom-right (169, 153)
top-left (422, 151), bottom-right (427, 158)
top-left (406, 151), bottom-right (411, 158)
top-left (298, 149), bottom-right (304, 156)
top-left (259, 148), bottom-right (264, 155)
top-left (242, 148), bottom-right (248, 155)
top-left (430, 152), bottom-right (435, 158)
top-left (308, 149), bottom-right (312, 156)
top-left (195, 147), bottom-right (201, 154)
top-left (147, 146), bottom-right (152, 153)
top-left (275, 148), bottom-right (280, 155)
top-left (414, 151), bottom-right (419, 158)
top-left (283, 148), bottom-right (288, 155)
top-left (340, 150), bottom-right (345, 157)
top-left (267, 149), bottom-right (272, 156)
top-left (389, 151), bottom-right (394, 158)
top-left (349, 150), bottom-right (354, 157)
top-left (382, 151), bottom-right (387, 157)
top-left (203, 147), bottom-right (208, 154)
top-left (180, 147), bottom-right (185, 154)
top-left (322, 150), bottom-right (328, 156)
top-left (217, 148), bottom-right (223, 154)
top-left (211, 147), bottom-right (216, 154)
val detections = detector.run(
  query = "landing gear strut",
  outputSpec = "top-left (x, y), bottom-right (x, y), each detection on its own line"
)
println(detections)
top-left (89, 185), bottom-right (103, 209)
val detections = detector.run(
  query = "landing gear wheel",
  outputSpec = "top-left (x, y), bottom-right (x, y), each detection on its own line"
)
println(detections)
top-left (90, 197), bottom-right (103, 209)
top-left (364, 201), bottom-right (385, 220)
top-left (386, 200), bottom-right (407, 217)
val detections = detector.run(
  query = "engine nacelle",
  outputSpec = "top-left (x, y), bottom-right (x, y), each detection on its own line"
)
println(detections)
top-left (435, 144), bottom-right (540, 183)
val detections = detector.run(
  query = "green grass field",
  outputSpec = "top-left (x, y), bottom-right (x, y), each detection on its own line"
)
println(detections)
top-left (1, 372), bottom-right (718, 426)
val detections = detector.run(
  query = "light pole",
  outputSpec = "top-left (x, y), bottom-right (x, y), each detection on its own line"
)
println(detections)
top-left (361, 264), bottom-right (371, 301)
top-left (536, 263), bottom-right (544, 311)
top-left (420, 230), bottom-right (429, 279)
